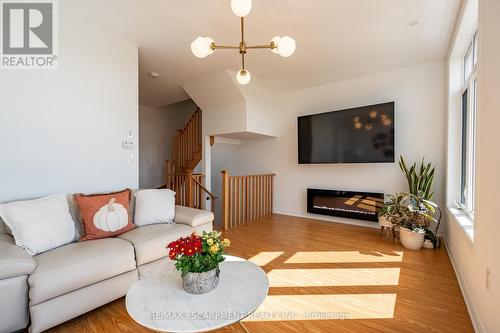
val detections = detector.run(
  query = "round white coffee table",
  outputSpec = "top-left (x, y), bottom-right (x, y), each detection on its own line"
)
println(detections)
top-left (125, 256), bottom-right (269, 333)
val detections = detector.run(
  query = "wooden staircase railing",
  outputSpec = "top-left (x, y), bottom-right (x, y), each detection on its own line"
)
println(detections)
top-left (171, 108), bottom-right (202, 172)
top-left (164, 168), bottom-right (217, 212)
top-left (162, 107), bottom-right (215, 212)
top-left (221, 170), bottom-right (275, 230)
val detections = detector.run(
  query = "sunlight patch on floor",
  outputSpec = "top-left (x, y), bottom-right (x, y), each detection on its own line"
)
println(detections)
top-left (284, 251), bottom-right (404, 264)
top-left (243, 294), bottom-right (397, 321)
top-left (267, 268), bottom-right (401, 287)
top-left (248, 251), bottom-right (285, 266)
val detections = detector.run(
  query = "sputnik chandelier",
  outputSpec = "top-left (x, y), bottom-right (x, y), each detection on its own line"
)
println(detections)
top-left (191, 0), bottom-right (296, 85)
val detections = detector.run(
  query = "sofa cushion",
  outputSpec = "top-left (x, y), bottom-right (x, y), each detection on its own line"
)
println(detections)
top-left (134, 189), bottom-right (175, 226)
top-left (0, 234), bottom-right (36, 279)
top-left (0, 195), bottom-right (77, 255)
top-left (174, 205), bottom-right (214, 227)
top-left (118, 223), bottom-right (194, 266)
top-left (28, 238), bottom-right (135, 306)
top-left (74, 189), bottom-right (135, 241)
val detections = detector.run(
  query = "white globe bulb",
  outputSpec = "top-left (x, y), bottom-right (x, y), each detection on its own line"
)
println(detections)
top-left (271, 36), bottom-right (281, 54)
top-left (231, 0), bottom-right (252, 17)
top-left (236, 69), bottom-right (251, 85)
top-left (191, 36), bottom-right (214, 58)
top-left (277, 36), bottom-right (296, 57)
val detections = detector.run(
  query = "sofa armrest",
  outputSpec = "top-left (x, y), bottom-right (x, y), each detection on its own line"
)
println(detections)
top-left (0, 234), bottom-right (36, 279)
top-left (174, 205), bottom-right (214, 228)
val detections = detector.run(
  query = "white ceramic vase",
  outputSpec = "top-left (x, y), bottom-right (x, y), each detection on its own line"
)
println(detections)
top-left (399, 227), bottom-right (425, 250)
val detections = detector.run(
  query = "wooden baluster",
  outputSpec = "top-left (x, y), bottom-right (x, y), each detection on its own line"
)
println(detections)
top-left (198, 181), bottom-right (202, 209)
top-left (267, 175), bottom-right (270, 215)
top-left (232, 178), bottom-right (236, 228)
top-left (245, 177), bottom-right (249, 224)
top-left (187, 127), bottom-right (190, 164)
top-left (241, 178), bottom-right (244, 225)
top-left (268, 175), bottom-right (272, 215)
top-left (236, 178), bottom-right (241, 225)
top-left (178, 175), bottom-right (181, 205)
top-left (236, 178), bottom-right (239, 226)
top-left (240, 178), bottom-right (243, 225)
top-left (186, 170), bottom-right (193, 208)
top-left (189, 118), bottom-right (193, 158)
top-left (263, 176), bottom-right (266, 216)
top-left (175, 175), bottom-right (178, 205)
top-left (258, 176), bottom-right (262, 218)
top-left (271, 175), bottom-right (274, 215)
top-left (221, 170), bottom-right (229, 230)
top-left (197, 111), bottom-right (200, 147)
top-left (261, 176), bottom-right (265, 217)
top-left (254, 176), bottom-right (258, 219)
top-left (253, 176), bottom-right (256, 220)
top-left (180, 175), bottom-right (183, 206)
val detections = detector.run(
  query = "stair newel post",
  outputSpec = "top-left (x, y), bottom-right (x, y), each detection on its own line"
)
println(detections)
top-left (221, 170), bottom-right (230, 231)
top-left (186, 169), bottom-right (194, 208)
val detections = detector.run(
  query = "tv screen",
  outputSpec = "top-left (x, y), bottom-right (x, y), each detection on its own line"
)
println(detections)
top-left (298, 102), bottom-right (395, 164)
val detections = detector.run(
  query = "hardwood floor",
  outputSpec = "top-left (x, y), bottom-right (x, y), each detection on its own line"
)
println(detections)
top-left (48, 214), bottom-right (473, 333)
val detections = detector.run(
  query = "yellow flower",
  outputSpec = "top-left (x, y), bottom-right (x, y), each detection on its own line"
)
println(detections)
top-left (222, 239), bottom-right (231, 247)
top-left (207, 238), bottom-right (214, 246)
top-left (209, 244), bottom-right (219, 254)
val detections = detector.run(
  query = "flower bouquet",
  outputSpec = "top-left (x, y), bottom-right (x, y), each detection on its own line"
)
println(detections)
top-left (167, 231), bottom-right (230, 294)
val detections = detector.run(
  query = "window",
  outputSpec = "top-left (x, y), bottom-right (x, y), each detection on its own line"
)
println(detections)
top-left (459, 31), bottom-right (478, 219)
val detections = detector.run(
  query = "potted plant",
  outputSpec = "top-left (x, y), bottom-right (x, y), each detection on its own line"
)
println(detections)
top-left (398, 156), bottom-right (442, 248)
top-left (380, 192), bottom-right (439, 250)
top-left (167, 231), bottom-right (231, 294)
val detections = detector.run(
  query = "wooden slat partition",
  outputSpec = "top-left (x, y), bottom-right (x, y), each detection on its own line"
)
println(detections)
top-left (221, 170), bottom-right (275, 230)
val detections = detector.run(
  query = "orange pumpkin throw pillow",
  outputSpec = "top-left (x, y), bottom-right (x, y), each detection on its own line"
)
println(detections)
top-left (74, 189), bottom-right (134, 241)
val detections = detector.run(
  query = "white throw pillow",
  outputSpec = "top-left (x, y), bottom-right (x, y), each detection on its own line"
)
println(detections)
top-left (134, 189), bottom-right (176, 226)
top-left (0, 195), bottom-right (77, 255)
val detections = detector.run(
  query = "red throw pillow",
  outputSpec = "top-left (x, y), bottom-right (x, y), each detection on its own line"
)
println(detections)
top-left (74, 189), bottom-right (134, 241)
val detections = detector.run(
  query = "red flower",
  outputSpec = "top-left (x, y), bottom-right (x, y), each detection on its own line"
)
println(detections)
top-left (166, 234), bottom-right (203, 260)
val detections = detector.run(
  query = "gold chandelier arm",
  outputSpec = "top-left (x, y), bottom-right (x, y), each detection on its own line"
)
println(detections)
top-left (246, 43), bottom-right (276, 50)
top-left (211, 44), bottom-right (240, 50)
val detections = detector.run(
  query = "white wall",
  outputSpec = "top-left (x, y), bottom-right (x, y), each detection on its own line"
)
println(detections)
top-left (445, 0), bottom-right (500, 332)
top-left (211, 61), bottom-right (447, 228)
top-left (184, 71), bottom-right (247, 137)
top-left (210, 139), bottom-right (242, 227)
top-left (0, 11), bottom-right (138, 202)
top-left (139, 100), bottom-right (197, 188)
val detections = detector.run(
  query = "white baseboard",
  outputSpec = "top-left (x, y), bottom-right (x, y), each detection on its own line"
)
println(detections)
top-left (272, 209), bottom-right (379, 229)
top-left (443, 236), bottom-right (484, 333)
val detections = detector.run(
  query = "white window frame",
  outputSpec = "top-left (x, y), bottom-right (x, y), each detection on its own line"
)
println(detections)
top-left (457, 30), bottom-right (478, 220)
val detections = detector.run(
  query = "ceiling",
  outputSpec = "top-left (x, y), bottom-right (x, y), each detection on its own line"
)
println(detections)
top-left (67, 0), bottom-right (461, 108)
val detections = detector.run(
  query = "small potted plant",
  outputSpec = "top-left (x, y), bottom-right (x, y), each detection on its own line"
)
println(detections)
top-left (167, 231), bottom-right (231, 294)
top-left (380, 192), bottom-right (439, 250)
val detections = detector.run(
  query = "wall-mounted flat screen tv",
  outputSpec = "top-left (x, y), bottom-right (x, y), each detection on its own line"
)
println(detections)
top-left (298, 102), bottom-right (395, 164)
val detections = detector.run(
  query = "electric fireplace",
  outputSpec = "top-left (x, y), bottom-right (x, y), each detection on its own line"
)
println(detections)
top-left (307, 188), bottom-right (384, 222)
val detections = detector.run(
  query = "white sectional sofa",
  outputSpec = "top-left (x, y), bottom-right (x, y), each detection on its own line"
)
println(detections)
top-left (0, 195), bottom-right (214, 333)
